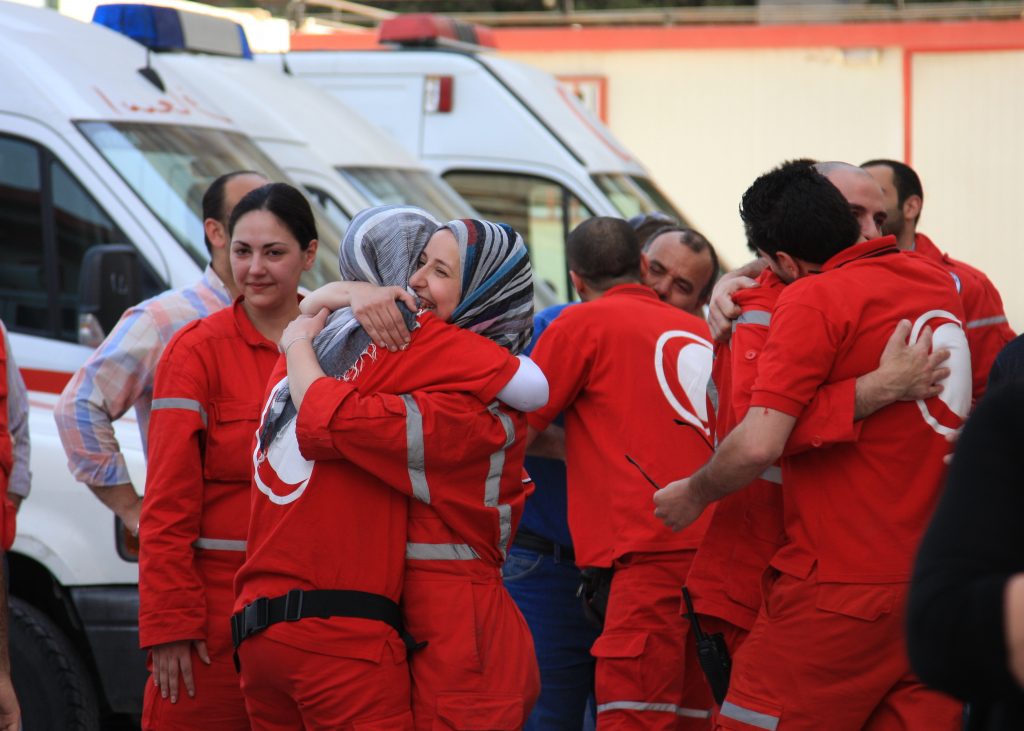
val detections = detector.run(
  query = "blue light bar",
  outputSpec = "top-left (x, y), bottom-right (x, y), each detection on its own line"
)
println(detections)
top-left (93, 4), bottom-right (253, 59)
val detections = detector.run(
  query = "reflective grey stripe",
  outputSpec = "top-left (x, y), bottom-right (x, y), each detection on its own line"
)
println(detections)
top-left (487, 406), bottom-right (516, 559)
top-left (760, 465), bottom-right (783, 484)
top-left (720, 701), bottom-right (780, 730)
top-left (193, 537), bottom-right (246, 551)
top-left (967, 315), bottom-right (1008, 329)
top-left (406, 542), bottom-right (480, 561)
top-left (402, 395), bottom-right (429, 504)
top-left (733, 309), bottom-right (772, 329)
top-left (707, 374), bottom-right (720, 416)
top-left (152, 398), bottom-right (207, 427)
top-left (596, 701), bottom-right (711, 719)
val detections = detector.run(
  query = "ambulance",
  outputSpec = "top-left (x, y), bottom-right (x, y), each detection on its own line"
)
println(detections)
top-left (266, 14), bottom-right (692, 301)
top-left (0, 3), bottom-right (341, 726)
top-left (93, 3), bottom-right (482, 227)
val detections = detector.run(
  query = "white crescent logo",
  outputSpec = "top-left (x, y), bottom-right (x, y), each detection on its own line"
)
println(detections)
top-left (253, 378), bottom-right (314, 505)
top-left (911, 310), bottom-right (972, 436)
top-left (654, 330), bottom-right (714, 436)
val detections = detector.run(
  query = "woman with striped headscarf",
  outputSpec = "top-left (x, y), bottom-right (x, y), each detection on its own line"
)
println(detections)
top-left (234, 206), bottom-right (543, 730)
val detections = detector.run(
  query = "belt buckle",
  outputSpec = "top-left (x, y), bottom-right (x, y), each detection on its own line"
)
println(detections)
top-left (284, 589), bottom-right (304, 622)
top-left (244, 597), bottom-right (269, 637)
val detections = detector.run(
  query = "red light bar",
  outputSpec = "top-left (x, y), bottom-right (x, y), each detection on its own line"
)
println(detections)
top-left (380, 13), bottom-right (495, 49)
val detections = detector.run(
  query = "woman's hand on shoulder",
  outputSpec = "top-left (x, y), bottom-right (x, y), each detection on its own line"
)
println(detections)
top-left (350, 284), bottom-right (417, 353)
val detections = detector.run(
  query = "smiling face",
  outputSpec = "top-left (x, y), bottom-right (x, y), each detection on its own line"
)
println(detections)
top-left (230, 209), bottom-right (316, 315)
top-left (409, 228), bottom-right (462, 321)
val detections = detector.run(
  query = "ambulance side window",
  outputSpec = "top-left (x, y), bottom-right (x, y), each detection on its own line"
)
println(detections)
top-left (0, 133), bottom-right (164, 342)
top-left (443, 171), bottom-right (591, 303)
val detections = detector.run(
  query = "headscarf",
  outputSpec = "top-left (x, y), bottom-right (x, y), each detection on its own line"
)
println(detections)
top-left (258, 204), bottom-right (440, 450)
top-left (445, 218), bottom-right (534, 356)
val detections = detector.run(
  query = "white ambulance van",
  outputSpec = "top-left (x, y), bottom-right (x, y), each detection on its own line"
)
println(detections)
top-left (269, 14), bottom-right (692, 301)
top-left (0, 3), bottom-right (341, 726)
top-left (93, 4), bottom-right (480, 227)
top-left (94, 4), bottom-right (558, 308)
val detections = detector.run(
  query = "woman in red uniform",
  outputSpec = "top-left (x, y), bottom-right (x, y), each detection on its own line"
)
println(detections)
top-left (233, 206), bottom-right (542, 731)
top-left (137, 182), bottom-right (318, 730)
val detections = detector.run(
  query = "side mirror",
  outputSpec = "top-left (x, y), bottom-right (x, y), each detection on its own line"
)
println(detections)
top-left (78, 245), bottom-right (142, 348)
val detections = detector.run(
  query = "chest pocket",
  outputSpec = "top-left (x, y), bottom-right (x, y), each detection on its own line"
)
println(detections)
top-left (203, 400), bottom-right (261, 483)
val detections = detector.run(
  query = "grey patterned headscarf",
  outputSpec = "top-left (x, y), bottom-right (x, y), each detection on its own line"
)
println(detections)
top-left (446, 219), bottom-right (534, 355)
top-left (258, 204), bottom-right (440, 450)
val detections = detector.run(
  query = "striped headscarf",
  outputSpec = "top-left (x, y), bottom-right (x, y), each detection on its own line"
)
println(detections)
top-left (258, 204), bottom-right (440, 450)
top-left (445, 219), bottom-right (534, 356)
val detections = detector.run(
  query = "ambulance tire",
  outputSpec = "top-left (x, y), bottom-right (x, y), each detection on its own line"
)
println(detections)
top-left (9, 596), bottom-right (100, 731)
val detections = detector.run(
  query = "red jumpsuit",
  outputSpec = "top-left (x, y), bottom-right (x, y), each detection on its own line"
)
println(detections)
top-left (914, 233), bottom-right (1014, 399)
top-left (529, 284), bottom-right (716, 731)
top-left (687, 271), bottom-right (859, 655)
top-left (234, 312), bottom-right (522, 731)
top-left (139, 299), bottom-right (279, 730)
top-left (715, 238), bottom-right (965, 731)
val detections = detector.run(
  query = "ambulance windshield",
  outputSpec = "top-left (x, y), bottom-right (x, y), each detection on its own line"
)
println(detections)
top-left (593, 173), bottom-right (688, 226)
top-left (77, 122), bottom-right (341, 288)
top-left (340, 167), bottom-right (475, 221)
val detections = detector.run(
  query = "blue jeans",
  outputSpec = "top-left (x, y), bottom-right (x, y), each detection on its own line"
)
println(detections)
top-left (503, 545), bottom-right (599, 731)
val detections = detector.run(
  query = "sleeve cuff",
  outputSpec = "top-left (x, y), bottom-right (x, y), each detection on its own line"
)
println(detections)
top-left (479, 356), bottom-right (521, 405)
top-left (749, 390), bottom-right (805, 418)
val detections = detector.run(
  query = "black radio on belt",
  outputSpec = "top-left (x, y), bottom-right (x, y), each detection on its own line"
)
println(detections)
top-left (681, 586), bottom-right (732, 705)
top-left (577, 567), bottom-right (613, 629)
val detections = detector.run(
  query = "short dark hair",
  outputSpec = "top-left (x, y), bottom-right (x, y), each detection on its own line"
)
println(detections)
top-left (202, 170), bottom-right (263, 252)
top-left (861, 159), bottom-right (924, 206)
top-left (228, 182), bottom-right (318, 250)
top-left (629, 212), bottom-right (677, 250)
top-left (643, 225), bottom-right (720, 302)
top-left (567, 216), bottom-right (641, 289)
top-left (739, 164), bottom-right (860, 266)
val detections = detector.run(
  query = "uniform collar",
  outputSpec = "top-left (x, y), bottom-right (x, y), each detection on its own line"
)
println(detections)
top-left (232, 296), bottom-right (279, 349)
top-left (603, 283), bottom-right (659, 300)
top-left (912, 233), bottom-right (945, 261)
top-left (821, 235), bottom-right (901, 272)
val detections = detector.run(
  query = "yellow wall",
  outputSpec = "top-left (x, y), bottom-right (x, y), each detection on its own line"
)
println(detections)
top-left (505, 44), bottom-right (1022, 331)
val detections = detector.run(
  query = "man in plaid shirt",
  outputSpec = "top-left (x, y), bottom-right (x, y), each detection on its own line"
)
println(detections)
top-left (54, 172), bottom-right (266, 535)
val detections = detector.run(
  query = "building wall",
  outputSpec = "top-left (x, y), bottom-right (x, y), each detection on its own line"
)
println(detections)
top-left (499, 23), bottom-right (1024, 330)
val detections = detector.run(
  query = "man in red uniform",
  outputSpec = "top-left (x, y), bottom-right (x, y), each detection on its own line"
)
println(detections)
top-left (528, 217), bottom-right (715, 730)
top-left (687, 161), bottom-right (953, 666)
top-left (862, 158), bottom-right (1014, 399)
top-left (655, 163), bottom-right (967, 730)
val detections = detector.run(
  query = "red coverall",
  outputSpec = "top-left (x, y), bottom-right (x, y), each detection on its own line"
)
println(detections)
top-left (529, 284), bottom-right (716, 731)
top-left (0, 330), bottom-right (14, 550)
top-left (138, 299), bottom-right (279, 730)
top-left (235, 313), bottom-right (522, 731)
top-left (914, 233), bottom-right (1014, 399)
top-left (715, 238), bottom-right (964, 731)
top-left (687, 271), bottom-right (859, 654)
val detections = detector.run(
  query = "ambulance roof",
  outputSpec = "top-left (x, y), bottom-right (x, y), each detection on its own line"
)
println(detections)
top-left (162, 53), bottom-right (423, 170)
top-left (0, 3), bottom-right (237, 132)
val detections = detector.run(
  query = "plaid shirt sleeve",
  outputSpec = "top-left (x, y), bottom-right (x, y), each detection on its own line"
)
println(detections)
top-left (2, 325), bottom-right (30, 499)
top-left (54, 305), bottom-right (164, 487)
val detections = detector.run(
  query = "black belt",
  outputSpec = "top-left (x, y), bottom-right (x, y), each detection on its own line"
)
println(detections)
top-left (230, 589), bottom-right (424, 671)
top-left (513, 529), bottom-right (575, 562)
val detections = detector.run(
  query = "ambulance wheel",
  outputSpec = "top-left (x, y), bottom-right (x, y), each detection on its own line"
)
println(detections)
top-left (9, 596), bottom-right (100, 730)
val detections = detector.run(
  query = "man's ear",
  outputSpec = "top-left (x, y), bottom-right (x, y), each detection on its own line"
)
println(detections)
top-left (569, 270), bottom-right (587, 300)
top-left (205, 218), bottom-right (227, 251)
top-left (902, 194), bottom-right (923, 225)
top-left (772, 251), bottom-right (802, 281)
